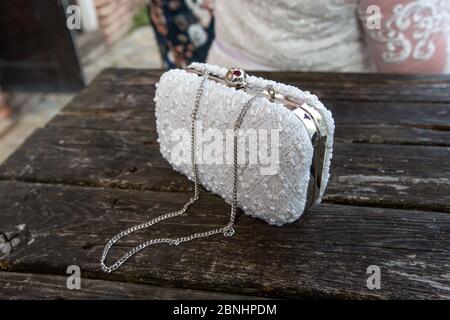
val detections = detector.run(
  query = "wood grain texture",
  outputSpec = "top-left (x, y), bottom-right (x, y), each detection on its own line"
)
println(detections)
top-left (48, 98), bottom-right (450, 146)
top-left (1, 181), bottom-right (449, 299)
top-left (0, 272), bottom-right (262, 300)
top-left (90, 68), bottom-right (450, 102)
top-left (0, 127), bottom-right (448, 212)
top-left (1, 68), bottom-right (450, 299)
top-left (45, 69), bottom-right (450, 146)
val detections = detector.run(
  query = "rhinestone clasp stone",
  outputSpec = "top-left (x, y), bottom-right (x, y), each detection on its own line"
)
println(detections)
top-left (225, 68), bottom-right (247, 90)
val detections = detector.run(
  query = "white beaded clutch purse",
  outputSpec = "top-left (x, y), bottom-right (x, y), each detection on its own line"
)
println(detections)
top-left (155, 63), bottom-right (334, 226)
top-left (100, 63), bottom-right (334, 273)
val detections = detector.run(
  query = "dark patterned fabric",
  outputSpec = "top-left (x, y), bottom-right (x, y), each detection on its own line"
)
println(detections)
top-left (148, 0), bottom-right (215, 68)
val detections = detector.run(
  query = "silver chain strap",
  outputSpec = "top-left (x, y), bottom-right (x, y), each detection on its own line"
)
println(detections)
top-left (100, 70), bottom-right (266, 273)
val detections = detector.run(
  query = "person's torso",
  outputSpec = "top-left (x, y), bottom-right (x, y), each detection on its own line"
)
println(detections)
top-left (211, 0), bottom-right (370, 71)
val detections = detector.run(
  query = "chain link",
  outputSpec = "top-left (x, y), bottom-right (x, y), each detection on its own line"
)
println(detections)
top-left (100, 70), bottom-right (268, 273)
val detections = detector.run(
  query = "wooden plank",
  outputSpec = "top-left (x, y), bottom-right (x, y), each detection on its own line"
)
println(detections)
top-left (326, 143), bottom-right (450, 212)
top-left (91, 68), bottom-right (450, 88)
top-left (1, 180), bottom-right (449, 299)
top-left (300, 86), bottom-right (450, 103)
top-left (0, 127), bottom-right (448, 212)
top-left (87, 68), bottom-right (450, 102)
top-left (45, 71), bottom-right (450, 146)
top-left (92, 68), bottom-right (450, 86)
top-left (327, 100), bottom-right (450, 128)
top-left (335, 124), bottom-right (450, 147)
top-left (55, 83), bottom-right (450, 128)
top-left (50, 114), bottom-right (450, 147)
top-left (0, 271), bottom-right (261, 300)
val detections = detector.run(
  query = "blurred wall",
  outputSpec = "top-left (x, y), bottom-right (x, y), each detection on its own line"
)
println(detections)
top-left (94, 0), bottom-right (145, 45)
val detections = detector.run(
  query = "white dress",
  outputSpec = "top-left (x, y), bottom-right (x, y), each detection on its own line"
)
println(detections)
top-left (207, 0), bottom-right (450, 73)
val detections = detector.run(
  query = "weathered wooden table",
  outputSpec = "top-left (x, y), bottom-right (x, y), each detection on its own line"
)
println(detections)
top-left (0, 69), bottom-right (449, 299)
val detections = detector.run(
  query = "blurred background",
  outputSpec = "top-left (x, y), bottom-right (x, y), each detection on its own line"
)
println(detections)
top-left (0, 0), bottom-right (449, 163)
top-left (0, 0), bottom-right (163, 163)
